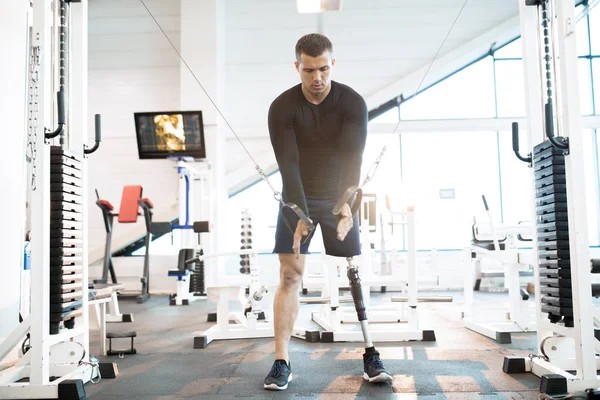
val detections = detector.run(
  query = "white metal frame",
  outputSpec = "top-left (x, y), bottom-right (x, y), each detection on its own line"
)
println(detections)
top-left (0, 1), bottom-right (98, 398)
top-left (462, 222), bottom-right (536, 343)
top-left (310, 206), bottom-right (432, 342)
top-left (191, 249), bottom-right (275, 347)
top-left (190, 248), bottom-right (315, 347)
top-left (169, 158), bottom-right (212, 306)
top-left (504, 0), bottom-right (600, 394)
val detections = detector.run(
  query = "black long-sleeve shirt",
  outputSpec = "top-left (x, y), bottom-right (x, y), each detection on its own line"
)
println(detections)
top-left (268, 81), bottom-right (368, 217)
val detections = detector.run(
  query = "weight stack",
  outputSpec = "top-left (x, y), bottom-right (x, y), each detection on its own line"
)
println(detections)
top-left (189, 248), bottom-right (206, 295)
top-left (49, 146), bottom-right (84, 335)
top-left (239, 209), bottom-right (252, 275)
top-left (533, 140), bottom-right (573, 327)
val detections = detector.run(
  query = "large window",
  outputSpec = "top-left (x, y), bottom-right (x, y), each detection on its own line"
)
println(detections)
top-left (577, 9), bottom-right (590, 56)
top-left (583, 130), bottom-right (600, 245)
top-left (495, 59), bottom-right (526, 117)
top-left (401, 132), bottom-right (501, 250)
top-left (580, 58), bottom-right (594, 116)
top-left (371, 107), bottom-right (399, 123)
top-left (497, 130), bottom-right (533, 225)
top-left (590, 5), bottom-right (600, 55)
top-left (400, 57), bottom-right (496, 120)
top-left (593, 59), bottom-right (600, 114)
top-left (493, 38), bottom-right (522, 59)
top-left (227, 2), bottom-right (600, 252)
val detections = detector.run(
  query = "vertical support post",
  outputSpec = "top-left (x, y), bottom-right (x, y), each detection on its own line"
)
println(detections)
top-left (518, 0), bottom-right (548, 354)
top-left (462, 248), bottom-right (475, 317)
top-left (70, 0), bottom-right (90, 363)
top-left (505, 262), bottom-right (522, 325)
top-left (178, 161), bottom-right (188, 247)
top-left (554, 0), bottom-right (595, 380)
top-left (406, 207), bottom-right (417, 308)
top-left (99, 303), bottom-right (106, 356)
top-left (30, 0), bottom-right (53, 385)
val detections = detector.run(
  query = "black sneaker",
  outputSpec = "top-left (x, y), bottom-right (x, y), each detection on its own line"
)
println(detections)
top-left (363, 351), bottom-right (392, 383)
top-left (264, 359), bottom-right (292, 390)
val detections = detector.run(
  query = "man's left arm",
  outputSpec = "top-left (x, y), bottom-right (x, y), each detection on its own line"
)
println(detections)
top-left (338, 95), bottom-right (368, 198)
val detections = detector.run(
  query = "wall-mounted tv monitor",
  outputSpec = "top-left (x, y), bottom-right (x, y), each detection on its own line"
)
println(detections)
top-left (134, 110), bottom-right (206, 159)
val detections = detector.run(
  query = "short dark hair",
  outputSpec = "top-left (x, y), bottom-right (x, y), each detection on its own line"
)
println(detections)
top-left (295, 33), bottom-right (333, 62)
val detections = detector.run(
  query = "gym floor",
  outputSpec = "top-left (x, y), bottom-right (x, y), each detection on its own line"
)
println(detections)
top-left (85, 290), bottom-right (541, 399)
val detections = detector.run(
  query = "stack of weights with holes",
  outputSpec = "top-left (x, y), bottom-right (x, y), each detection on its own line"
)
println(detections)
top-left (534, 140), bottom-right (573, 327)
top-left (239, 209), bottom-right (252, 275)
top-left (50, 146), bottom-right (84, 334)
top-left (189, 247), bottom-right (205, 296)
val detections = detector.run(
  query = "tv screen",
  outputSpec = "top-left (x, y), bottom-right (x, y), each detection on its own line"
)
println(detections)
top-left (134, 110), bottom-right (206, 159)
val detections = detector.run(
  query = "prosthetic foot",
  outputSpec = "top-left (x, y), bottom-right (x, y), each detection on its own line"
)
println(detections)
top-left (346, 257), bottom-right (393, 383)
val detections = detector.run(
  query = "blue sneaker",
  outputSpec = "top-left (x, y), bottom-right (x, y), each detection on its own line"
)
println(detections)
top-left (264, 359), bottom-right (292, 390)
top-left (363, 351), bottom-right (392, 383)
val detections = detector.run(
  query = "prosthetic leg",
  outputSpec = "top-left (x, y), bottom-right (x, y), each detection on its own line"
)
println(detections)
top-left (346, 257), bottom-right (393, 383)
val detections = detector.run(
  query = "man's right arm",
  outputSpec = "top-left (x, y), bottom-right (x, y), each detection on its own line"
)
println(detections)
top-left (268, 101), bottom-right (309, 217)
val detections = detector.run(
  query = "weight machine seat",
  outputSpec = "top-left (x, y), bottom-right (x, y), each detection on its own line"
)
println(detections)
top-left (471, 223), bottom-right (507, 251)
top-left (118, 185), bottom-right (143, 223)
top-left (178, 248), bottom-right (196, 272)
top-left (99, 199), bottom-right (114, 211)
top-left (168, 248), bottom-right (197, 276)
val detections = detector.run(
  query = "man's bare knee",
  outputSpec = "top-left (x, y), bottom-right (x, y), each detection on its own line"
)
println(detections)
top-left (279, 254), bottom-right (305, 289)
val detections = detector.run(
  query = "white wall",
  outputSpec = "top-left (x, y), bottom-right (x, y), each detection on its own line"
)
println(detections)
top-left (87, 0), bottom-right (182, 267)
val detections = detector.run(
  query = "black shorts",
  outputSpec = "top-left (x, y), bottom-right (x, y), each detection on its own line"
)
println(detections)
top-left (273, 197), bottom-right (361, 257)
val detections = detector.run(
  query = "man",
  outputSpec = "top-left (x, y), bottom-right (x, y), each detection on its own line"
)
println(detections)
top-left (264, 33), bottom-right (392, 391)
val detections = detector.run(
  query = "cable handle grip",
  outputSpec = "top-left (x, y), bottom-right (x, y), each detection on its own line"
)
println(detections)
top-left (512, 122), bottom-right (519, 153)
top-left (482, 195), bottom-right (489, 211)
top-left (333, 186), bottom-right (362, 217)
top-left (84, 114), bottom-right (102, 155)
top-left (512, 121), bottom-right (533, 164)
top-left (95, 114), bottom-right (102, 142)
top-left (57, 90), bottom-right (65, 125)
top-left (45, 91), bottom-right (66, 139)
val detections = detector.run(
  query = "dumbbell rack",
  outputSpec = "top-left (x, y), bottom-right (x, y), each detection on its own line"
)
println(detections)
top-left (239, 209), bottom-right (252, 275)
top-left (50, 146), bottom-right (84, 334)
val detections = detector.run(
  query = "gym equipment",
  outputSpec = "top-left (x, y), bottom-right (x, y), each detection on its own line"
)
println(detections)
top-left (462, 195), bottom-right (536, 344)
top-left (88, 283), bottom-right (136, 357)
top-left (310, 203), bottom-right (436, 343)
top-left (239, 209), bottom-right (253, 275)
top-left (140, 0), bottom-right (463, 355)
top-left (186, 246), bottom-right (320, 349)
top-left (95, 185), bottom-right (154, 303)
top-left (502, 0), bottom-right (600, 396)
top-left (156, 158), bottom-right (211, 306)
top-left (190, 247), bottom-right (273, 349)
top-left (0, 1), bottom-right (113, 397)
top-left (106, 332), bottom-right (137, 357)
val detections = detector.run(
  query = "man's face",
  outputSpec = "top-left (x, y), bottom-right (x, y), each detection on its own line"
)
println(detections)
top-left (295, 51), bottom-right (335, 97)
